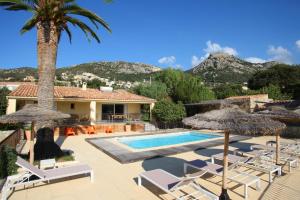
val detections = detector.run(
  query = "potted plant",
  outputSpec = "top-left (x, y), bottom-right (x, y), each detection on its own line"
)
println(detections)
top-left (23, 123), bottom-right (31, 141)
top-left (125, 123), bottom-right (131, 132)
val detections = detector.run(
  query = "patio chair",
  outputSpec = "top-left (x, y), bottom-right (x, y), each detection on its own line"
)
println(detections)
top-left (64, 127), bottom-right (76, 136)
top-left (1, 157), bottom-right (93, 200)
top-left (211, 152), bottom-right (281, 183)
top-left (138, 169), bottom-right (218, 200)
top-left (184, 160), bottom-right (260, 199)
top-left (86, 126), bottom-right (96, 135)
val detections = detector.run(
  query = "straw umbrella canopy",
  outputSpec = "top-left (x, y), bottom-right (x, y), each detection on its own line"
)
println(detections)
top-left (256, 109), bottom-right (300, 123)
top-left (182, 106), bottom-right (285, 200)
top-left (0, 104), bottom-right (70, 164)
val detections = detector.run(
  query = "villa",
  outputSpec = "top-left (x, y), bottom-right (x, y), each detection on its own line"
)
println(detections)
top-left (5, 84), bottom-right (156, 126)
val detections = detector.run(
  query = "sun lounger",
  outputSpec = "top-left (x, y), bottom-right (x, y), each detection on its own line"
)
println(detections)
top-left (211, 152), bottom-right (281, 183)
top-left (138, 169), bottom-right (218, 200)
top-left (1, 157), bottom-right (93, 200)
top-left (234, 146), bottom-right (298, 172)
top-left (184, 160), bottom-right (260, 199)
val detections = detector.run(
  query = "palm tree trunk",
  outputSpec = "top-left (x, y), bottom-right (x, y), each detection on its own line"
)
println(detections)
top-left (37, 21), bottom-right (58, 127)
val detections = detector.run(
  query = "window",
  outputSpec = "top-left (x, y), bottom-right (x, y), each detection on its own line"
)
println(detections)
top-left (102, 104), bottom-right (125, 120)
top-left (115, 104), bottom-right (124, 114)
top-left (70, 103), bottom-right (75, 110)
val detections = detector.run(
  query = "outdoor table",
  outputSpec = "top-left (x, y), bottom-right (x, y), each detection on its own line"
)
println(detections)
top-left (39, 158), bottom-right (56, 169)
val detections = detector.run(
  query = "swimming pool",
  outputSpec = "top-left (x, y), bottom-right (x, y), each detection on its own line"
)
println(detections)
top-left (118, 131), bottom-right (221, 149)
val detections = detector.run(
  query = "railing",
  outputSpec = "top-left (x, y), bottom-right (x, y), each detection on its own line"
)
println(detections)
top-left (0, 129), bottom-right (23, 152)
top-left (59, 113), bottom-right (142, 125)
top-left (154, 121), bottom-right (187, 129)
top-left (100, 113), bottom-right (141, 122)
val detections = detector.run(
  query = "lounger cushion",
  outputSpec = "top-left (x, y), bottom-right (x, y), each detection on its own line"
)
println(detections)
top-left (16, 157), bottom-right (46, 178)
top-left (187, 160), bottom-right (223, 174)
top-left (140, 169), bottom-right (181, 190)
top-left (43, 164), bottom-right (92, 180)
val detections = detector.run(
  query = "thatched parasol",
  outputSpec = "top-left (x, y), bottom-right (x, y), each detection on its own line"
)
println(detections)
top-left (182, 107), bottom-right (285, 200)
top-left (256, 109), bottom-right (300, 123)
top-left (0, 104), bottom-right (70, 164)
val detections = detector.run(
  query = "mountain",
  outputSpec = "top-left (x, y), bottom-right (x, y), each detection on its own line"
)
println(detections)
top-left (189, 53), bottom-right (279, 84)
top-left (0, 61), bottom-right (162, 82)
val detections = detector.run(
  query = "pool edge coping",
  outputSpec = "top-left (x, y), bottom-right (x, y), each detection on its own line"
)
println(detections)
top-left (86, 131), bottom-right (251, 164)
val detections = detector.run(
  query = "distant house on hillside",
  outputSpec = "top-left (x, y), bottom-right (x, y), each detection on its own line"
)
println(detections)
top-left (6, 84), bottom-right (156, 125)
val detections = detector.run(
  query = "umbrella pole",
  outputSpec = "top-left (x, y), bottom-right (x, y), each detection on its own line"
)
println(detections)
top-left (276, 130), bottom-right (280, 165)
top-left (29, 122), bottom-right (35, 164)
top-left (220, 130), bottom-right (230, 200)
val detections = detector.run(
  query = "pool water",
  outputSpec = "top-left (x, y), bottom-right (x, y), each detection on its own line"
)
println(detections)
top-left (118, 132), bottom-right (220, 149)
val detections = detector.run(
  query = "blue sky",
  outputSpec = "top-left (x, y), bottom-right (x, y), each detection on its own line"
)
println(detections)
top-left (0, 0), bottom-right (300, 70)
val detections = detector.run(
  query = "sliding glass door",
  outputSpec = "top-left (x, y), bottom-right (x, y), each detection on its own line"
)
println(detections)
top-left (101, 104), bottom-right (125, 120)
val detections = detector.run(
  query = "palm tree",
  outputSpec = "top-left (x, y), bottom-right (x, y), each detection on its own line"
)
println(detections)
top-left (0, 0), bottom-right (111, 114)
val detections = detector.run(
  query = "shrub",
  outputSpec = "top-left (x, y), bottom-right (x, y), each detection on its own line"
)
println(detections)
top-left (0, 145), bottom-right (18, 178)
top-left (152, 99), bottom-right (186, 123)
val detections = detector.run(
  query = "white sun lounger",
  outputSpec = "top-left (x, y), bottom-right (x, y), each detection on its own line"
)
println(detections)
top-left (138, 169), bottom-right (218, 200)
top-left (234, 146), bottom-right (297, 172)
top-left (1, 157), bottom-right (93, 200)
top-left (212, 152), bottom-right (281, 182)
top-left (184, 160), bottom-right (260, 199)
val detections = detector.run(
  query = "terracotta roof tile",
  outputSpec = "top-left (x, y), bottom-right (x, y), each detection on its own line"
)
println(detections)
top-left (9, 84), bottom-right (156, 103)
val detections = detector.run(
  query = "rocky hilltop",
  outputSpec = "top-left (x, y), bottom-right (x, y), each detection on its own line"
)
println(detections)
top-left (189, 53), bottom-right (279, 84)
top-left (0, 61), bottom-right (162, 82)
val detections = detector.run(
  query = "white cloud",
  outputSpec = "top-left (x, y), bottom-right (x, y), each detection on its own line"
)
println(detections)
top-left (191, 41), bottom-right (238, 67)
top-left (245, 57), bottom-right (266, 63)
top-left (296, 40), bottom-right (300, 50)
top-left (158, 56), bottom-right (176, 65)
top-left (267, 45), bottom-right (292, 64)
top-left (204, 40), bottom-right (238, 56)
top-left (191, 55), bottom-right (203, 67)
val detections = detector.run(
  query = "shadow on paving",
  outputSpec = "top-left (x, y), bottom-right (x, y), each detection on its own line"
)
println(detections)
top-left (142, 156), bottom-right (187, 177)
top-left (229, 141), bottom-right (258, 150)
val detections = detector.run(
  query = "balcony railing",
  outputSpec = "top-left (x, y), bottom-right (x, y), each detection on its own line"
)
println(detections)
top-left (59, 113), bottom-right (142, 125)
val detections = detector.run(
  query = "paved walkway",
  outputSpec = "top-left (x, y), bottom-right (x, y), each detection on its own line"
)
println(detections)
top-left (2, 133), bottom-right (300, 200)
top-left (260, 167), bottom-right (300, 199)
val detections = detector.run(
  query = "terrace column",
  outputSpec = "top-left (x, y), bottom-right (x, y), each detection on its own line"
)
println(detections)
top-left (149, 102), bottom-right (155, 121)
top-left (90, 101), bottom-right (97, 125)
top-left (6, 98), bottom-right (16, 114)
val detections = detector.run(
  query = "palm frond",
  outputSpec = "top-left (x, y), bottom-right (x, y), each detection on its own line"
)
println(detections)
top-left (0, 0), bottom-right (34, 11)
top-left (63, 5), bottom-right (111, 32)
top-left (65, 16), bottom-right (100, 43)
top-left (20, 15), bottom-right (38, 34)
top-left (63, 25), bottom-right (72, 43)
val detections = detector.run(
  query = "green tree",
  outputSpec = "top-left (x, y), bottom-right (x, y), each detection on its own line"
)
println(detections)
top-left (155, 68), bottom-right (215, 103)
top-left (86, 79), bottom-right (106, 89)
top-left (0, 87), bottom-right (10, 116)
top-left (248, 64), bottom-right (300, 99)
top-left (259, 84), bottom-right (292, 100)
top-left (152, 99), bottom-right (186, 123)
top-left (0, 0), bottom-right (111, 119)
top-left (133, 82), bottom-right (168, 100)
top-left (213, 84), bottom-right (244, 99)
top-left (173, 75), bottom-right (215, 103)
